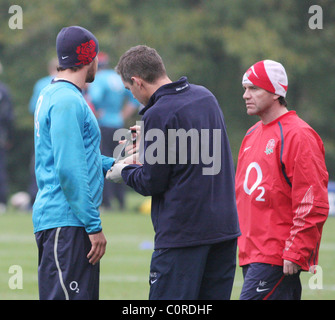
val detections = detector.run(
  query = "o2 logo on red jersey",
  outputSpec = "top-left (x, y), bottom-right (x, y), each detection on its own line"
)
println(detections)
top-left (243, 162), bottom-right (265, 202)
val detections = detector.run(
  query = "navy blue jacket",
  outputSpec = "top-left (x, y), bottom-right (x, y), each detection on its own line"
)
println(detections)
top-left (122, 77), bottom-right (240, 249)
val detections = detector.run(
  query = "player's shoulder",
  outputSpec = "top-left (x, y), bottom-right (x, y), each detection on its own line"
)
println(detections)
top-left (280, 111), bottom-right (323, 143)
top-left (44, 82), bottom-right (84, 110)
top-left (50, 82), bottom-right (81, 99)
top-left (280, 111), bottom-right (314, 132)
top-left (189, 82), bottom-right (212, 94)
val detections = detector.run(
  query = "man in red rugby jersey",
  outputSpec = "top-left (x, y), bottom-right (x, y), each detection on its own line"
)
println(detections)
top-left (235, 60), bottom-right (329, 300)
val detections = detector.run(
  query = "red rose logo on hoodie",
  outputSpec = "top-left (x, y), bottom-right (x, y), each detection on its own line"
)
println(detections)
top-left (75, 40), bottom-right (97, 65)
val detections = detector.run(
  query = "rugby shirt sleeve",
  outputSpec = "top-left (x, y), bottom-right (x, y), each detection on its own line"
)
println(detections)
top-left (282, 128), bottom-right (329, 270)
top-left (101, 155), bottom-right (115, 176)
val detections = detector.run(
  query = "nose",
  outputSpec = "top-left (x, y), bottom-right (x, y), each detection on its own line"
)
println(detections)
top-left (243, 88), bottom-right (250, 100)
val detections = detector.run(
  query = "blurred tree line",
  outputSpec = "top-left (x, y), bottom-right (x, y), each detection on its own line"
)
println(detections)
top-left (0, 0), bottom-right (334, 194)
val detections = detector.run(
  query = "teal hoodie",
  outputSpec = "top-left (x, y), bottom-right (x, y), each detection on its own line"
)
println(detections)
top-left (33, 80), bottom-right (114, 234)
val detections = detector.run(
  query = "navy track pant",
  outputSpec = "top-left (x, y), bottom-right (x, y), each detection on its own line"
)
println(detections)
top-left (149, 239), bottom-right (237, 300)
top-left (35, 226), bottom-right (100, 300)
top-left (240, 263), bottom-right (302, 300)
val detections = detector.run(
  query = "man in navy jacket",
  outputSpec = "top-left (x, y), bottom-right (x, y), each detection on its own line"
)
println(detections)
top-left (108, 45), bottom-right (240, 299)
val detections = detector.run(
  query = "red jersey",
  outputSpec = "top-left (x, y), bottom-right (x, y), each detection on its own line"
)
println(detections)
top-left (235, 111), bottom-right (329, 271)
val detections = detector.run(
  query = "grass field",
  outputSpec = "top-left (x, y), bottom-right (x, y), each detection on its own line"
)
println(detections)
top-left (0, 190), bottom-right (334, 300)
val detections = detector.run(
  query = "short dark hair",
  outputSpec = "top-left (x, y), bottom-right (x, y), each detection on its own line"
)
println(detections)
top-left (278, 96), bottom-right (287, 107)
top-left (115, 45), bottom-right (166, 84)
top-left (56, 65), bottom-right (84, 72)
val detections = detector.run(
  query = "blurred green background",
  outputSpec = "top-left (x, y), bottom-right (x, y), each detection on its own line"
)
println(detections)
top-left (1, 0), bottom-right (335, 193)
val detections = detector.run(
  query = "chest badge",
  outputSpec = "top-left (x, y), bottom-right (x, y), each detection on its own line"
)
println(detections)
top-left (265, 139), bottom-right (276, 155)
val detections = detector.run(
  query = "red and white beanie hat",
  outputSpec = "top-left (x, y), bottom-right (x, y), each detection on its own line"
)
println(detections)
top-left (242, 60), bottom-right (288, 97)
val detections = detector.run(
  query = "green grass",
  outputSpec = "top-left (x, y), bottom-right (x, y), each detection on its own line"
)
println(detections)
top-left (0, 191), bottom-right (334, 300)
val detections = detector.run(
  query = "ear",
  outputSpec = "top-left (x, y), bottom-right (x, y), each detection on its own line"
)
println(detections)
top-left (273, 94), bottom-right (280, 101)
top-left (131, 76), bottom-right (143, 88)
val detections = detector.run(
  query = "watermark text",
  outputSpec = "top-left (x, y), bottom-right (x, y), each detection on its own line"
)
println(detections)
top-left (8, 5), bottom-right (23, 30)
top-left (309, 5), bottom-right (323, 30)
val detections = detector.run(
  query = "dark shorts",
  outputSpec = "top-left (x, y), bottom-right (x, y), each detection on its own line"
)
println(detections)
top-left (35, 226), bottom-right (100, 300)
top-left (149, 239), bottom-right (237, 300)
top-left (240, 263), bottom-right (301, 300)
